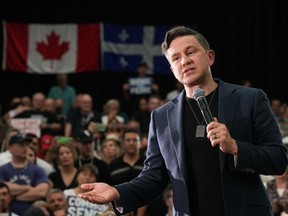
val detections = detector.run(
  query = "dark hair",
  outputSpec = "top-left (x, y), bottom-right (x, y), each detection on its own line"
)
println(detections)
top-left (0, 181), bottom-right (11, 194)
top-left (137, 61), bottom-right (147, 68)
top-left (122, 128), bottom-right (141, 139)
top-left (77, 163), bottom-right (99, 180)
top-left (26, 132), bottom-right (38, 139)
top-left (161, 25), bottom-right (210, 54)
top-left (22, 206), bottom-right (46, 216)
top-left (163, 183), bottom-right (173, 200)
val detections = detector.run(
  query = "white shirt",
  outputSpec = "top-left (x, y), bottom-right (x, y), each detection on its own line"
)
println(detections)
top-left (0, 150), bottom-right (54, 175)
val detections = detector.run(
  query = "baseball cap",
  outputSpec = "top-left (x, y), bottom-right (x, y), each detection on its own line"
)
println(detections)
top-left (9, 134), bottom-right (32, 145)
top-left (78, 130), bottom-right (93, 144)
top-left (40, 134), bottom-right (54, 150)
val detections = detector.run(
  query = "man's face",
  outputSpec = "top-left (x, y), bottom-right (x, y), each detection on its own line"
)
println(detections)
top-left (123, 132), bottom-right (140, 155)
top-left (167, 35), bottom-right (214, 87)
top-left (79, 141), bottom-right (93, 157)
top-left (0, 186), bottom-right (12, 212)
top-left (48, 192), bottom-right (67, 211)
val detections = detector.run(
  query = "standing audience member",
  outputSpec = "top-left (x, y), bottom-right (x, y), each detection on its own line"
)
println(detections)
top-left (13, 92), bottom-right (62, 136)
top-left (132, 94), bottom-right (162, 135)
top-left (0, 133), bottom-right (49, 216)
top-left (1, 97), bottom-right (31, 127)
top-left (65, 93), bottom-right (101, 138)
top-left (0, 182), bottom-right (19, 215)
top-left (77, 26), bottom-right (287, 216)
top-left (43, 98), bottom-right (65, 135)
top-left (47, 74), bottom-right (76, 116)
top-left (122, 61), bottom-right (159, 117)
top-left (101, 99), bottom-right (128, 138)
top-left (20, 96), bottom-right (32, 108)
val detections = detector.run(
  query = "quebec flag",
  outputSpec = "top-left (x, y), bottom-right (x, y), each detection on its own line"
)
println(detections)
top-left (101, 23), bottom-right (195, 74)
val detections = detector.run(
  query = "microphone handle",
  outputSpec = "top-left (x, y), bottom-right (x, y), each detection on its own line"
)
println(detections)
top-left (196, 96), bottom-right (214, 124)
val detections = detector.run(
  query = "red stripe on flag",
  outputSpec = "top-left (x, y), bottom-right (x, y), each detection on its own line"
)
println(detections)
top-left (76, 24), bottom-right (100, 73)
top-left (5, 22), bottom-right (28, 72)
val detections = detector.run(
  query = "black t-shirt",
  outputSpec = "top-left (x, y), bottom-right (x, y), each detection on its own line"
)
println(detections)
top-left (184, 87), bottom-right (225, 216)
top-left (14, 109), bottom-right (61, 136)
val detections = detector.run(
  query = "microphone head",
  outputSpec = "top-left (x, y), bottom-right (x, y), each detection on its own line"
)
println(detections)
top-left (192, 88), bottom-right (205, 100)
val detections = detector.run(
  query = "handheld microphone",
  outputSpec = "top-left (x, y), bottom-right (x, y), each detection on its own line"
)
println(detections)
top-left (192, 88), bottom-right (214, 125)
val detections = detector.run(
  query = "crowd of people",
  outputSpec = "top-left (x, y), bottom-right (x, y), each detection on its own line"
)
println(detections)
top-left (0, 70), bottom-right (177, 216)
top-left (0, 25), bottom-right (288, 216)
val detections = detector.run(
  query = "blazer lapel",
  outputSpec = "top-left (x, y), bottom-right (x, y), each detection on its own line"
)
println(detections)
top-left (167, 91), bottom-right (188, 181)
top-left (218, 81), bottom-right (239, 171)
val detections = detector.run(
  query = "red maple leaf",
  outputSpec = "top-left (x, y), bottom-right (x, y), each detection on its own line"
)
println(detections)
top-left (36, 31), bottom-right (70, 60)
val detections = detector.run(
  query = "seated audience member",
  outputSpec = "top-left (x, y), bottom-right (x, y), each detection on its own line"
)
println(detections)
top-left (44, 136), bottom-right (74, 168)
top-left (46, 188), bottom-right (67, 216)
top-left (75, 130), bottom-right (111, 183)
top-left (108, 128), bottom-right (147, 216)
top-left (48, 142), bottom-right (78, 191)
top-left (63, 164), bottom-right (111, 215)
top-left (0, 133), bottom-right (49, 215)
top-left (163, 184), bottom-right (173, 216)
top-left (22, 206), bottom-right (48, 216)
top-left (266, 168), bottom-right (288, 216)
top-left (31, 200), bottom-right (54, 216)
top-left (267, 168), bottom-right (288, 216)
top-left (27, 145), bottom-right (37, 164)
top-left (0, 128), bottom-right (21, 164)
top-left (0, 130), bottom-right (54, 176)
top-left (99, 137), bottom-right (122, 165)
top-left (39, 134), bottom-right (55, 160)
top-left (0, 181), bottom-right (19, 215)
top-left (26, 133), bottom-right (55, 175)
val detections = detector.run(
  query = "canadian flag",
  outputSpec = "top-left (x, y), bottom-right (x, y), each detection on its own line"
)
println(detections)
top-left (2, 21), bottom-right (100, 73)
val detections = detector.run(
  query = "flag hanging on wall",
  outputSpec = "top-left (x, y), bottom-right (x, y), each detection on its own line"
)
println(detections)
top-left (100, 23), bottom-right (185, 75)
top-left (2, 21), bottom-right (100, 74)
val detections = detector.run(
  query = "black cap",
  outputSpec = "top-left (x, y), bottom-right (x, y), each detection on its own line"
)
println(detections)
top-left (9, 134), bottom-right (32, 145)
top-left (78, 130), bottom-right (93, 144)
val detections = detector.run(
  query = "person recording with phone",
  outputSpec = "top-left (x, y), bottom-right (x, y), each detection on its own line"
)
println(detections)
top-left (77, 26), bottom-right (288, 216)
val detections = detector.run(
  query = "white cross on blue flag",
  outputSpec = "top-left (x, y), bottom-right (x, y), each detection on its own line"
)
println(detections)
top-left (101, 23), bottom-right (196, 74)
